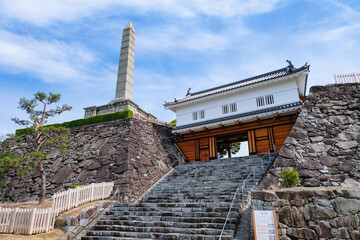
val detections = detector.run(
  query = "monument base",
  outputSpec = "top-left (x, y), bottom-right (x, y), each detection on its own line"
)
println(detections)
top-left (84, 98), bottom-right (156, 120)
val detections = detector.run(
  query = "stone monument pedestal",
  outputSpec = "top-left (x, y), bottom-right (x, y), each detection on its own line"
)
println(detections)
top-left (84, 98), bottom-right (156, 120)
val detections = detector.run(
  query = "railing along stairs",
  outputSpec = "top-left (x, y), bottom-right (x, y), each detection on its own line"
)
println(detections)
top-left (219, 150), bottom-right (272, 239)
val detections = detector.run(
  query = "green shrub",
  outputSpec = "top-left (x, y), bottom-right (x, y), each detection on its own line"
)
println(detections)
top-left (16, 109), bottom-right (133, 136)
top-left (169, 119), bottom-right (176, 127)
top-left (16, 128), bottom-right (31, 136)
top-left (280, 168), bottom-right (300, 188)
top-left (69, 185), bottom-right (83, 189)
top-left (0, 181), bottom-right (7, 190)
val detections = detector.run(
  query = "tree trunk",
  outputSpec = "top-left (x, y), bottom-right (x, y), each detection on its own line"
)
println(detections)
top-left (38, 162), bottom-right (46, 204)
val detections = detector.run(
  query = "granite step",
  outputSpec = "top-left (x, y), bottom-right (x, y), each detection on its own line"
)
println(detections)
top-left (105, 210), bottom-right (239, 219)
top-left (101, 215), bottom-right (239, 224)
top-left (82, 154), bottom-right (277, 240)
top-left (90, 225), bottom-right (234, 236)
top-left (83, 232), bottom-right (234, 240)
top-left (96, 219), bottom-right (236, 230)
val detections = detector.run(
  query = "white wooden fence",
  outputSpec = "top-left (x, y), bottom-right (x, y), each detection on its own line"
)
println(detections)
top-left (0, 182), bottom-right (114, 235)
top-left (334, 73), bottom-right (360, 84)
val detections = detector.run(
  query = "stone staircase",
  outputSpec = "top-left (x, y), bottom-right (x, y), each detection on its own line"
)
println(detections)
top-left (82, 154), bottom-right (276, 240)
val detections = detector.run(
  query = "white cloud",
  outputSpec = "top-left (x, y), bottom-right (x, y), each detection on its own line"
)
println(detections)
top-left (137, 24), bottom-right (237, 55)
top-left (0, 0), bottom-right (282, 26)
top-left (324, 0), bottom-right (360, 19)
top-left (303, 24), bottom-right (360, 42)
top-left (0, 30), bottom-right (115, 87)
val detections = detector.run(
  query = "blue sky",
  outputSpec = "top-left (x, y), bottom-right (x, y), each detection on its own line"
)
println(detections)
top-left (1, 0), bottom-right (360, 136)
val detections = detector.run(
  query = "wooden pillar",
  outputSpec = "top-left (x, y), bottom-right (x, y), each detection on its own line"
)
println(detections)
top-left (267, 127), bottom-right (275, 152)
top-left (209, 137), bottom-right (217, 159)
top-left (195, 139), bottom-right (200, 161)
top-left (227, 141), bottom-right (231, 158)
top-left (248, 130), bottom-right (256, 155)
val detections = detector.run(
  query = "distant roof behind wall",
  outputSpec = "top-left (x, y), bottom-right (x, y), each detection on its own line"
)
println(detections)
top-left (164, 62), bottom-right (309, 107)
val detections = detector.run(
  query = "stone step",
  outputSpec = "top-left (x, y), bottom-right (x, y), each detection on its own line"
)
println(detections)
top-left (82, 237), bottom-right (152, 240)
top-left (90, 225), bottom-right (234, 236)
top-left (141, 198), bottom-right (232, 204)
top-left (86, 228), bottom-right (234, 238)
top-left (172, 167), bottom-right (267, 175)
top-left (143, 190), bottom-right (254, 198)
top-left (96, 219), bottom-right (236, 230)
top-left (150, 183), bottom-right (257, 191)
top-left (163, 173), bottom-right (265, 180)
top-left (114, 202), bottom-right (242, 208)
top-left (109, 206), bottom-right (241, 213)
top-left (101, 215), bottom-right (239, 225)
top-left (174, 164), bottom-right (269, 172)
top-left (139, 198), bottom-right (248, 204)
top-left (106, 210), bottom-right (239, 219)
top-left (81, 154), bottom-right (275, 240)
top-left (172, 159), bottom-right (273, 170)
top-left (82, 232), bottom-right (234, 240)
top-left (140, 197), bottom-right (242, 203)
top-left (153, 181), bottom-right (259, 188)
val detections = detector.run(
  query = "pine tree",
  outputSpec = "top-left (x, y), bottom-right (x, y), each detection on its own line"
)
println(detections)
top-left (11, 92), bottom-right (72, 204)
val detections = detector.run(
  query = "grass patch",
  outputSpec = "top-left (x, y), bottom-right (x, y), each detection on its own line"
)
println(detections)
top-left (16, 109), bottom-right (133, 136)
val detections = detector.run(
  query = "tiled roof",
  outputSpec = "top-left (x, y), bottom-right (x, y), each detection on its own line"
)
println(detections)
top-left (173, 101), bottom-right (302, 131)
top-left (165, 63), bottom-right (309, 107)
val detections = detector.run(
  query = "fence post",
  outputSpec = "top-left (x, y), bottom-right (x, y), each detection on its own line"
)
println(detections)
top-left (9, 208), bottom-right (18, 233)
top-left (44, 208), bottom-right (52, 232)
top-left (27, 208), bottom-right (37, 234)
top-left (75, 187), bottom-right (80, 207)
top-left (101, 182), bottom-right (105, 199)
top-left (91, 183), bottom-right (95, 201)
top-left (67, 190), bottom-right (72, 211)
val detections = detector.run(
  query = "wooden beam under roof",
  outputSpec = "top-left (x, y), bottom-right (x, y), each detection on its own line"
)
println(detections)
top-left (177, 114), bottom-right (298, 141)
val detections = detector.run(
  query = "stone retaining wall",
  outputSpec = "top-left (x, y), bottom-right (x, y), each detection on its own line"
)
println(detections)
top-left (0, 118), bottom-right (183, 202)
top-left (264, 83), bottom-right (360, 189)
top-left (252, 189), bottom-right (360, 240)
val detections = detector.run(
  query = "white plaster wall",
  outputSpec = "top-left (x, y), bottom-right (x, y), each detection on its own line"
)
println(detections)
top-left (176, 79), bottom-right (299, 127)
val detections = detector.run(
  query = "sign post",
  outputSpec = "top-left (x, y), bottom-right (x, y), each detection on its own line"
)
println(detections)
top-left (252, 209), bottom-right (279, 240)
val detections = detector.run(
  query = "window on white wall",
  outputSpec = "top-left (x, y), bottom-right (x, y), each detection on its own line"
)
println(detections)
top-left (256, 97), bottom-right (265, 107)
top-left (192, 112), bottom-right (198, 120)
top-left (265, 95), bottom-right (274, 105)
top-left (199, 110), bottom-right (205, 119)
top-left (230, 103), bottom-right (237, 112)
top-left (222, 105), bottom-right (229, 114)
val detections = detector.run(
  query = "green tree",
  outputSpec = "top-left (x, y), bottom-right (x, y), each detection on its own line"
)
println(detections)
top-left (169, 119), bottom-right (176, 127)
top-left (11, 92), bottom-right (72, 204)
top-left (218, 142), bottom-right (241, 158)
top-left (0, 150), bottom-right (34, 178)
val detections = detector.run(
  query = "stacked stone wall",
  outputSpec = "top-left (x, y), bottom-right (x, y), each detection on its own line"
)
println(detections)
top-left (0, 118), bottom-right (183, 202)
top-left (252, 189), bottom-right (360, 239)
top-left (264, 83), bottom-right (360, 188)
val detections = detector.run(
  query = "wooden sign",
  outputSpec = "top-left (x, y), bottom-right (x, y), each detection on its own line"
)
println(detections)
top-left (252, 209), bottom-right (279, 240)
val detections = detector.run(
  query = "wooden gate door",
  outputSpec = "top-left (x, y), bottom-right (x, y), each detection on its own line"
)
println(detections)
top-left (248, 127), bottom-right (275, 154)
top-left (200, 149), bottom-right (210, 161)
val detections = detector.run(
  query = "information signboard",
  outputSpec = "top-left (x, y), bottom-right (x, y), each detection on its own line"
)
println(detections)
top-left (252, 210), bottom-right (279, 240)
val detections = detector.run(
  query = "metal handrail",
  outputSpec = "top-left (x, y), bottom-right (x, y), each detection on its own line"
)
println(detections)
top-left (218, 150), bottom-right (271, 239)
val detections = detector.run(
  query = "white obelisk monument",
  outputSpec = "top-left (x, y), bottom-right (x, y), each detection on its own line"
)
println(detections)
top-left (84, 22), bottom-right (156, 120)
top-left (115, 22), bottom-right (135, 101)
